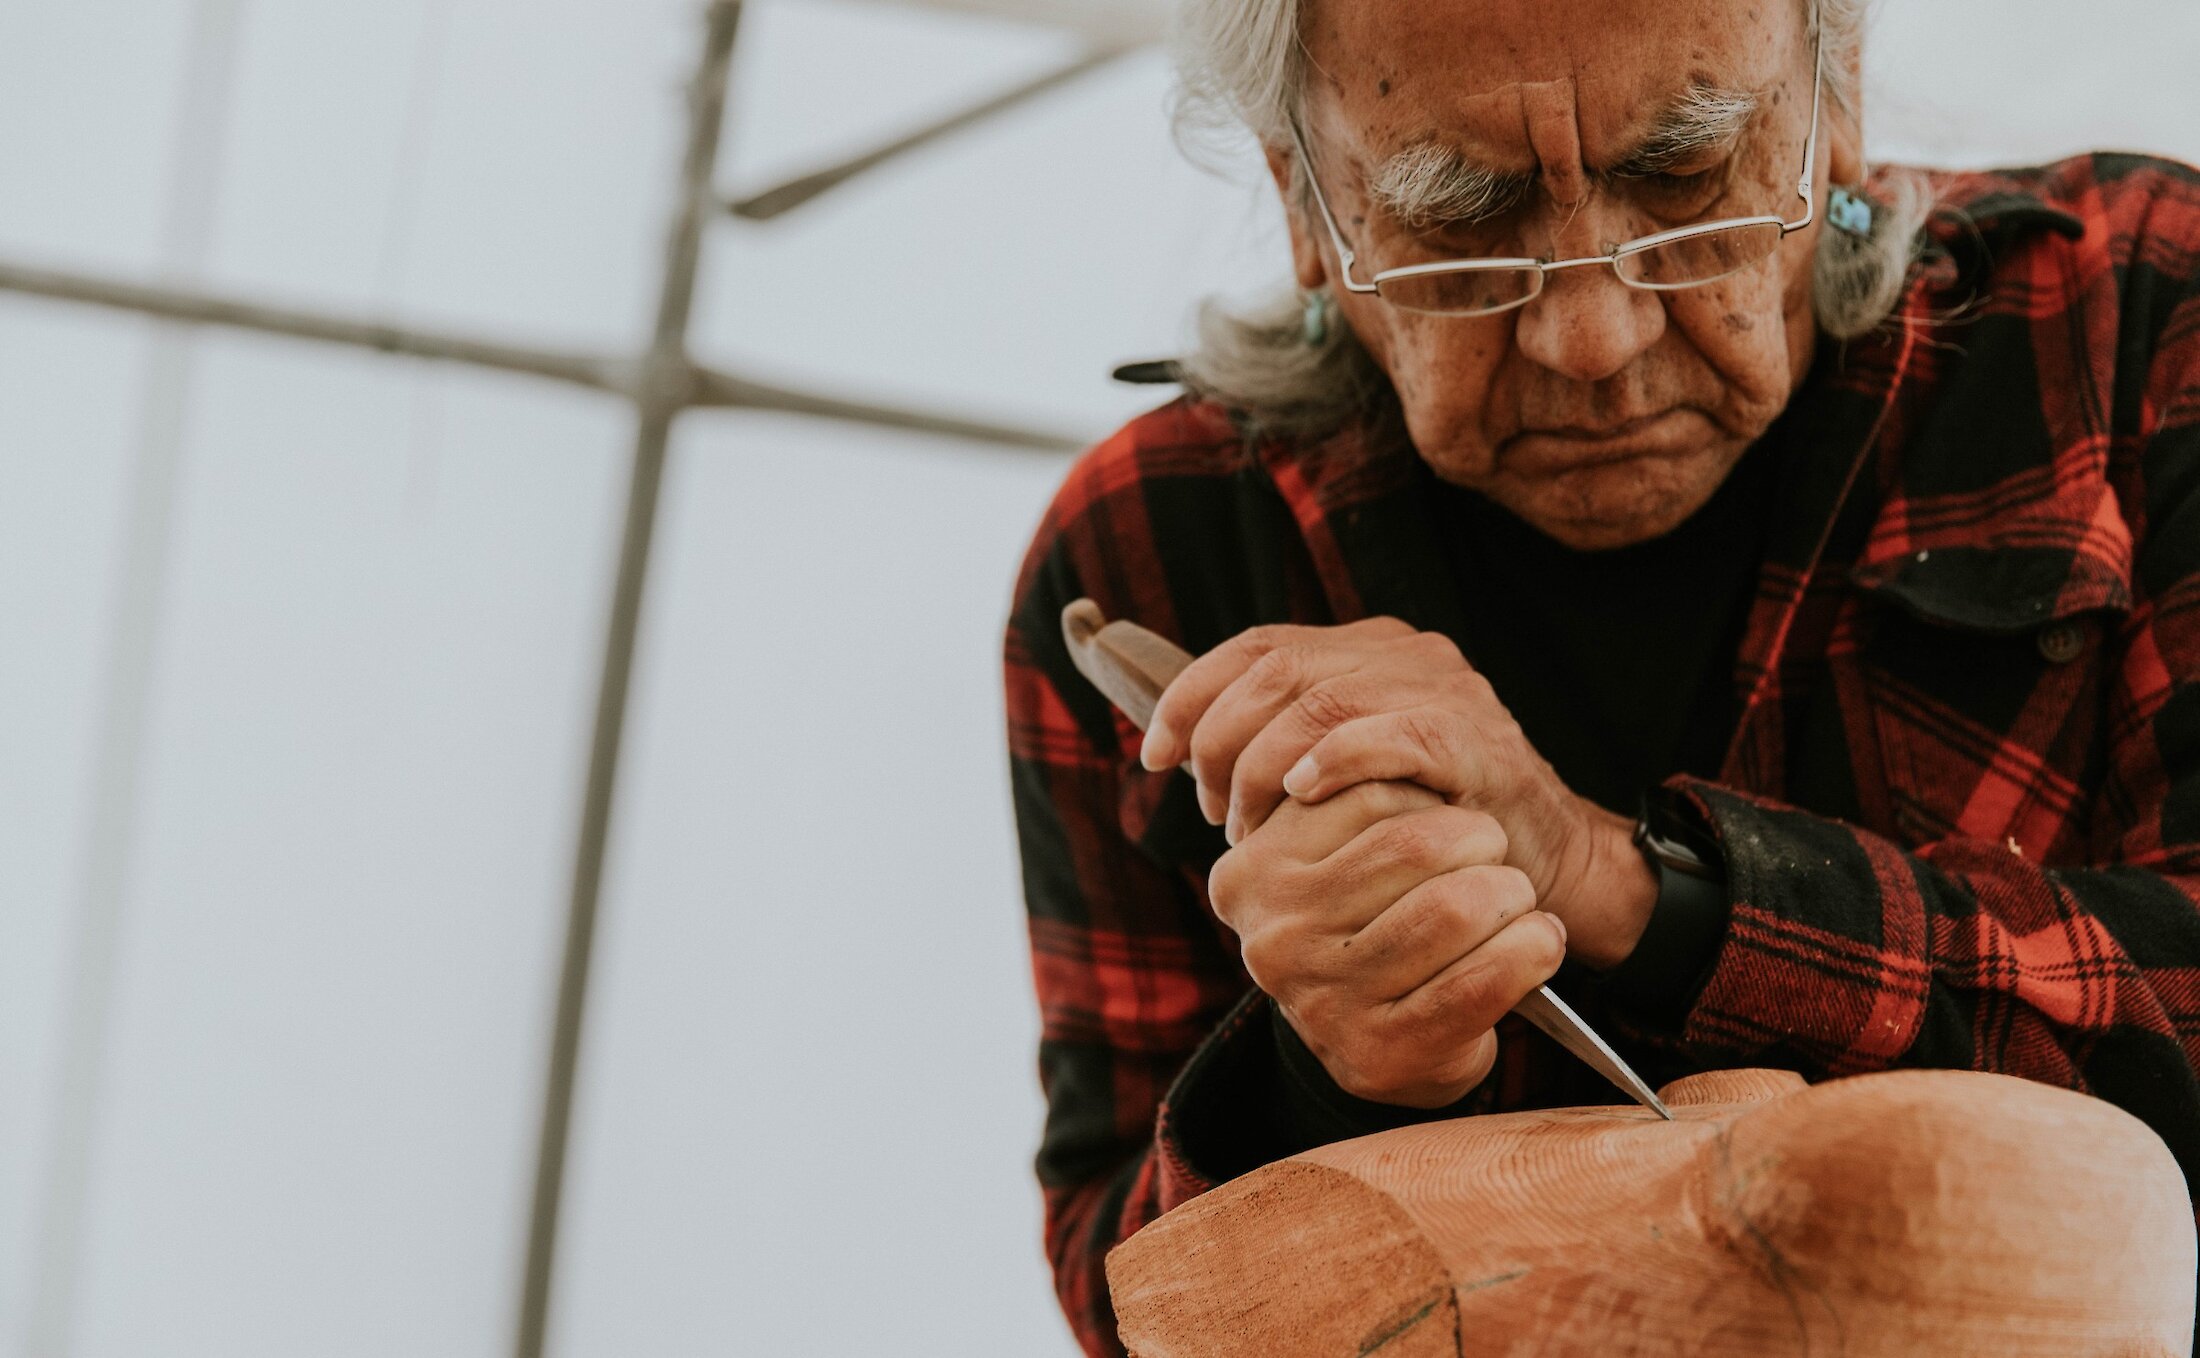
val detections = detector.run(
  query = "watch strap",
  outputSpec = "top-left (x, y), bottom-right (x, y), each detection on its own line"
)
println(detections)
top-left (1598, 788), bottom-right (1732, 1029)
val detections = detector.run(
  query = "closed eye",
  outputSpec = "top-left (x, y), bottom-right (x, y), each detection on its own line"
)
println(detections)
top-left (1608, 157), bottom-right (1734, 216)
top-left (1608, 154), bottom-right (1727, 185)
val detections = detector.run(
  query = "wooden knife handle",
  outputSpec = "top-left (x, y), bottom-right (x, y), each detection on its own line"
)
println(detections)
top-left (1060, 598), bottom-right (1193, 734)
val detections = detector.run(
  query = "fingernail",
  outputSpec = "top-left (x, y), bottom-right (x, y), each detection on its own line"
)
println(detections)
top-left (1283, 755), bottom-right (1318, 797)
top-left (1224, 812), bottom-right (1242, 846)
top-left (1140, 717), bottom-right (1171, 770)
top-left (1543, 912), bottom-right (1568, 946)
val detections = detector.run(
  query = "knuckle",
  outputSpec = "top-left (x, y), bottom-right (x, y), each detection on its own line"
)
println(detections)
top-left (1431, 1031), bottom-right (1498, 1092)
top-left (1407, 872), bottom-right (1468, 927)
top-left (1238, 930), bottom-right (1285, 990)
top-left (1245, 645), bottom-right (1305, 697)
top-left (1210, 845), bottom-right (1293, 922)
top-left (1489, 865), bottom-right (1538, 913)
top-left (1421, 803), bottom-right (1473, 839)
top-left (1395, 708), bottom-right (1456, 762)
top-left (1186, 715), bottom-right (1231, 771)
top-left (1205, 849), bottom-right (1248, 922)
top-left (1240, 920), bottom-right (1316, 992)
top-left (1367, 1050), bottom-right (1438, 1103)
top-left (1237, 624), bottom-right (1293, 657)
top-left (1451, 860), bottom-right (1528, 907)
top-left (1374, 814), bottom-right (1443, 868)
top-left (1359, 993), bottom-right (1499, 1102)
top-left (1408, 629), bottom-right (1464, 665)
top-left (1446, 868), bottom-right (1534, 934)
top-left (1432, 806), bottom-right (1506, 863)
top-left (1331, 1041), bottom-right (1404, 1102)
top-left (1464, 809), bottom-right (1509, 858)
top-left (1294, 677), bottom-right (1364, 733)
top-left (1425, 955), bottom-right (1508, 1026)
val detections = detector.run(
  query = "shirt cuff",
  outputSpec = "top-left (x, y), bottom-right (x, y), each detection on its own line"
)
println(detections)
top-left (1655, 777), bottom-right (1931, 1072)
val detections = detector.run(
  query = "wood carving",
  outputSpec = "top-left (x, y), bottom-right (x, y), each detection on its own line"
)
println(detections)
top-left (1109, 1068), bottom-right (2196, 1356)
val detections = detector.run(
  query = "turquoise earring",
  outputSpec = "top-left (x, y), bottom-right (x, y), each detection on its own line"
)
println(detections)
top-left (1301, 290), bottom-right (1331, 346)
top-left (1828, 186), bottom-right (1875, 238)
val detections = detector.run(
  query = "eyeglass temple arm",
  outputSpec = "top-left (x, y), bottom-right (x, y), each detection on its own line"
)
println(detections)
top-left (1288, 121), bottom-right (1380, 294)
top-left (1784, 32), bottom-right (1824, 233)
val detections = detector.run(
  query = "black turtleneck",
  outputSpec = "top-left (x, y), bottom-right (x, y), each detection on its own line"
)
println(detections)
top-left (1425, 420), bottom-right (1783, 817)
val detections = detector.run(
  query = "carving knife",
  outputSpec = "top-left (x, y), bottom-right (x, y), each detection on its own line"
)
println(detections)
top-left (1060, 598), bottom-right (1675, 1121)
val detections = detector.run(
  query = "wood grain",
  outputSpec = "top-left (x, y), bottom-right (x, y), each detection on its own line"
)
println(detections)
top-left (1110, 1068), bottom-right (2196, 1356)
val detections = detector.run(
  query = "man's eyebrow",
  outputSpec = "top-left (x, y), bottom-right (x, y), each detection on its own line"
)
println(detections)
top-left (1362, 83), bottom-right (1760, 227)
top-left (1607, 84), bottom-right (1760, 177)
top-left (1365, 142), bottom-right (1536, 230)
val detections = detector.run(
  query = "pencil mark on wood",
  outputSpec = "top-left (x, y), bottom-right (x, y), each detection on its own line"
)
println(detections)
top-left (1354, 1289), bottom-right (1446, 1354)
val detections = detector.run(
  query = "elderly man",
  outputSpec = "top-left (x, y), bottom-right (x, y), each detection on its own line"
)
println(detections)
top-left (1003, 0), bottom-right (2200, 1351)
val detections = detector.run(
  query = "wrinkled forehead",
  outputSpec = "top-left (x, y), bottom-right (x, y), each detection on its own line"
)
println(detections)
top-left (1297, 0), bottom-right (1807, 174)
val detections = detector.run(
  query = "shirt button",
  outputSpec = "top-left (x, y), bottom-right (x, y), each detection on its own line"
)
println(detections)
top-left (2036, 620), bottom-right (2085, 664)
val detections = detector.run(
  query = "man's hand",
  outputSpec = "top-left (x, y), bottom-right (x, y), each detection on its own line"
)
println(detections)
top-left (1141, 618), bottom-right (1657, 970)
top-left (1208, 778), bottom-right (1568, 1107)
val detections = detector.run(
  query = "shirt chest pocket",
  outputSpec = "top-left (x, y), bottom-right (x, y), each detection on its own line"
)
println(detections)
top-left (1848, 543), bottom-right (2131, 860)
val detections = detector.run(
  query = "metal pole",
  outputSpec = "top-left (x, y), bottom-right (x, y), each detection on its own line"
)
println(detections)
top-left (0, 260), bottom-right (635, 395)
top-left (0, 260), bottom-right (1081, 451)
top-left (687, 367), bottom-right (1081, 450)
top-left (723, 47), bottom-right (1128, 220)
top-left (23, 5), bottom-right (247, 1355)
top-left (511, 5), bottom-right (743, 1356)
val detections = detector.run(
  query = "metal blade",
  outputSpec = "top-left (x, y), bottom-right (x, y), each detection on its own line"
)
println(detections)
top-left (1514, 985), bottom-right (1674, 1119)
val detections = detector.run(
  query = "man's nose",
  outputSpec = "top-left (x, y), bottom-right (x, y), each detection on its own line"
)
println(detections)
top-left (1510, 205), bottom-right (1667, 383)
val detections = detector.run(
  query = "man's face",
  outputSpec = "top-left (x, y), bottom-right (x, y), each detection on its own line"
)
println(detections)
top-left (1276, 0), bottom-right (1862, 549)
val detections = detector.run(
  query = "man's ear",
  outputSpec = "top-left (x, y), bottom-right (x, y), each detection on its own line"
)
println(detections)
top-left (1825, 50), bottom-right (1867, 187)
top-left (1827, 110), bottom-right (1865, 189)
top-left (1262, 140), bottom-right (1330, 291)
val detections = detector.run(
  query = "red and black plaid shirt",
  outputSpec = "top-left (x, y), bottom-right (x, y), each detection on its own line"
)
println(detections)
top-left (1004, 154), bottom-right (2200, 1357)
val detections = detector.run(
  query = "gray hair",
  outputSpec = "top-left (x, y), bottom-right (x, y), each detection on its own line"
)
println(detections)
top-left (1167, 0), bottom-right (1933, 436)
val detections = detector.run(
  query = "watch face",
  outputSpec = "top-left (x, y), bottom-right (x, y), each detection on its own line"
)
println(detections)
top-left (1644, 832), bottom-right (1711, 875)
top-left (1637, 793), bottom-right (1723, 879)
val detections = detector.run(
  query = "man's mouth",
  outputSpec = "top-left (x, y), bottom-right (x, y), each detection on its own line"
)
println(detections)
top-left (1504, 409), bottom-right (1706, 472)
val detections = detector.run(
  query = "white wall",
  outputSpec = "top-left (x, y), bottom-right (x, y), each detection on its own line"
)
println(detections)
top-left (0, 2), bottom-right (2195, 1356)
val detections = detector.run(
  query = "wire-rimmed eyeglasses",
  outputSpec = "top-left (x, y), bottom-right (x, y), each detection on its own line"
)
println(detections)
top-left (1290, 31), bottom-right (1825, 317)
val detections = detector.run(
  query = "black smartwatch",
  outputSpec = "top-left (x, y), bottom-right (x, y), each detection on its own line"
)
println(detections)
top-left (1633, 787), bottom-right (1725, 885)
top-left (1599, 789), bottom-right (1731, 1026)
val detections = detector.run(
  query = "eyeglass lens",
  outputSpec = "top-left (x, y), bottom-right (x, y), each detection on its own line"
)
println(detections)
top-left (1618, 220), bottom-right (1785, 288)
top-left (1375, 219), bottom-right (1786, 315)
top-left (1376, 267), bottom-right (1542, 315)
